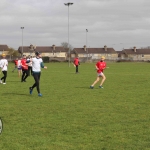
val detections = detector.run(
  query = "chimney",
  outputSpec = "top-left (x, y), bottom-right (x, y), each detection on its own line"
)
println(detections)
top-left (33, 45), bottom-right (36, 50)
top-left (104, 45), bottom-right (107, 51)
top-left (133, 46), bottom-right (136, 52)
top-left (30, 44), bottom-right (34, 50)
top-left (52, 45), bottom-right (55, 50)
top-left (83, 45), bottom-right (86, 51)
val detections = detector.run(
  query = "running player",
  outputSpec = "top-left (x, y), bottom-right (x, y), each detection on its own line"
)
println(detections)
top-left (90, 56), bottom-right (106, 89)
top-left (29, 52), bottom-right (47, 97)
top-left (0, 53), bottom-right (8, 84)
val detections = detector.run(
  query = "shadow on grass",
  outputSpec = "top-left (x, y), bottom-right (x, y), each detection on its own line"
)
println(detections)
top-left (2, 93), bottom-right (31, 96)
top-left (7, 81), bottom-right (22, 82)
top-left (75, 86), bottom-right (100, 90)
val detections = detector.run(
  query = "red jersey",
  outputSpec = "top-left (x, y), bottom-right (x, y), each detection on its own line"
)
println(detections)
top-left (74, 58), bottom-right (80, 65)
top-left (96, 61), bottom-right (106, 73)
top-left (14, 60), bottom-right (18, 65)
top-left (21, 58), bottom-right (28, 70)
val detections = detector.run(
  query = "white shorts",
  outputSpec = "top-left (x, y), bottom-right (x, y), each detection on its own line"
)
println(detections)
top-left (97, 72), bottom-right (104, 77)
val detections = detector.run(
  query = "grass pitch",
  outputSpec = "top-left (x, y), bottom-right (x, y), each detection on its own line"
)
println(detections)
top-left (0, 62), bottom-right (150, 150)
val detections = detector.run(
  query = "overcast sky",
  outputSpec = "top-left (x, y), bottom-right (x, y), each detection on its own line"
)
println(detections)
top-left (0, 0), bottom-right (150, 51)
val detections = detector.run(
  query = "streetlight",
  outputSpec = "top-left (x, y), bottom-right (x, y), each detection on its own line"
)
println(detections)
top-left (64, 2), bottom-right (73, 67)
top-left (21, 27), bottom-right (24, 56)
top-left (86, 29), bottom-right (88, 61)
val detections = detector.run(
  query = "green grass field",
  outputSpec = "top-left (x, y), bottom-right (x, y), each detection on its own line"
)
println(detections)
top-left (0, 62), bottom-right (150, 150)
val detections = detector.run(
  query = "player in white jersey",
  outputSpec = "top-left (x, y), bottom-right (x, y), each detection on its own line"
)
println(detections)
top-left (0, 53), bottom-right (8, 84)
top-left (17, 57), bottom-right (22, 77)
top-left (29, 52), bottom-right (47, 97)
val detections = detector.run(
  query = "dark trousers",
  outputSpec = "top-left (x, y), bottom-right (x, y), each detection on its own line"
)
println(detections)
top-left (1, 71), bottom-right (7, 83)
top-left (28, 66), bottom-right (33, 76)
top-left (21, 69), bottom-right (28, 81)
top-left (76, 65), bottom-right (78, 73)
top-left (32, 72), bottom-right (41, 94)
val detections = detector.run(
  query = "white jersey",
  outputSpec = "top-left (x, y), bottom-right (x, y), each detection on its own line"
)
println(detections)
top-left (0, 59), bottom-right (8, 71)
top-left (32, 57), bottom-right (43, 72)
top-left (17, 60), bottom-right (22, 67)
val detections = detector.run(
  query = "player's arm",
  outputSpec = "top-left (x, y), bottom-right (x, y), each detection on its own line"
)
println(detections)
top-left (95, 63), bottom-right (99, 70)
top-left (40, 62), bottom-right (47, 69)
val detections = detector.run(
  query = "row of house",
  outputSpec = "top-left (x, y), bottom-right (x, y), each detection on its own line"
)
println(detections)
top-left (1, 44), bottom-right (150, 62)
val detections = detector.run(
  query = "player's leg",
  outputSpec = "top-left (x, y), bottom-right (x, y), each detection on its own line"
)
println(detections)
top-left (18, 68), bottom-right (20, 77)
top-left (36, 73), bottom-right (41, 95)
top-left (23, 70), bottom-right (29, 81)
top-left (3, 71), bottom-right (7, 84)
top-left (1, 71), bottom-right (5, 83)
top-left (90, 76), bottom-right (100, 88)
top-left (28, 67), bottom-right (31, 76)
top-left (99, 73), bottom-right (106, 88)
top-left (21, 70), bottom-right (25, 82)
top-left (29, 73), bottom-right (37, 94)
top-left (29, 73), bottom-right (41, 96)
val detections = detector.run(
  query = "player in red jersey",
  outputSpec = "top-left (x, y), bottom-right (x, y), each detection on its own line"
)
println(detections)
top-left (12, 58), bottom-right (18, 72)
top-left (90, 56), bottom-right (106, 89)
top-left (21, 55), bottom-right (29, 82)
top-left (74, 57), bottom-right (80, 73)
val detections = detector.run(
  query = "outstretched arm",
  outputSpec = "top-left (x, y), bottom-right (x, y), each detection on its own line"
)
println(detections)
top-left (40, 62), bottom-right (47, 69)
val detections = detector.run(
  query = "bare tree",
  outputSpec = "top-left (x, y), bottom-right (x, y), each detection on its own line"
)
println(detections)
top-left (7, 47), bottom-right (20, 57)
top-left (61, 42), bottom-right (73, 51)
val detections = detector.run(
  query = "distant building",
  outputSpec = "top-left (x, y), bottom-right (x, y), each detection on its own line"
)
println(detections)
top-left (71, 45), bottom-right (118, 62)
top-left (118, 47), bottom-right (150, 61)
top-left (18, 45), bottom-right (68, 61)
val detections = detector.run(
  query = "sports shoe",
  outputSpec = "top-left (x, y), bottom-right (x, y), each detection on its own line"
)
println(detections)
top-left (99, 86), bottom-right (104, 88)
top-left (0, 80), bottom-right (2, 84)
top-left (3, 83), bottom-right (6, 84)
top-left (90, 85), bottom-right (94, 89)
top-left (38, 93), bottom-right (42, 97)
top-left (29, 87), bottom-right (33, 94)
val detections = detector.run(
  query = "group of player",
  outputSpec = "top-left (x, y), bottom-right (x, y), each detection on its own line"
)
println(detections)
top-left (0, 53), bottom-right (106, 96)
top-left (73, 56), bottom-right (107, 89)
top-left (0, 51), bottom-right (47, 96)
top-left (12, 55), bottom-right (33, 79)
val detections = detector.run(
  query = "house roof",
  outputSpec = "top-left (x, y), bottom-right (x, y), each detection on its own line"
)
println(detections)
top-left (18, 46), bottom-right (68, 54)
top-left (0, 45), bottom-right (9, 51)
top-left (123, 48), bottom-right (150, 54)
top-left (73, 47), bottom-right (117, 54)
